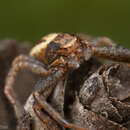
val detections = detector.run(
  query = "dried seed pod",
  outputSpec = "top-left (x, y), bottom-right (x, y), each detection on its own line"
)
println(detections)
top-left (70, 95), bottom-right (127, 130)
top-left (102, 64), bottom-right (130, 101)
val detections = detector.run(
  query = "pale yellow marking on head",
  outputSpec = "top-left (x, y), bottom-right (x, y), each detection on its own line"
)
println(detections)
top-left (61, 37), bottom-right (77, 48)
top-left (30, 33), bottom-right (58, 56)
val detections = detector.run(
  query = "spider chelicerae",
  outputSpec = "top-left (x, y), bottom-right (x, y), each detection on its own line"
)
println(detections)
top-left (4, 33), bottom-right (130, 130)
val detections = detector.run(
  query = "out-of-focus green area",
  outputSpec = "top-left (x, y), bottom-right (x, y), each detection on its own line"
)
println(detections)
top-left (0, 0), bottom-right (130, 47)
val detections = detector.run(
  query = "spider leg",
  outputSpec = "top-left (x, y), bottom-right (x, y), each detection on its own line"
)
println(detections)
top-left (33, 69), bottom-right (89, 130)
top-left (33, 93), bottom-right (89, 130)
top-left (85, 37), bottom-right (130, 63)
top-left (92, 46), bottom-right (130, 63)
top-left (89, 37), bottom-right (116, 47)
top-left (33, 103), bottom-right (61, 130)
top-left (4, 54), bottom-right (50, 119)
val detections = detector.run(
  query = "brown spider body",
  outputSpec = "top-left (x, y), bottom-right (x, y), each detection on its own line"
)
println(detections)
top-left (30, 33), bottom-right (85, 68)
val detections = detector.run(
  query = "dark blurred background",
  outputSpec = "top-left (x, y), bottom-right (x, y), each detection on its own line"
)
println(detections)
top-left (0, 0), bottom-right (130, 47)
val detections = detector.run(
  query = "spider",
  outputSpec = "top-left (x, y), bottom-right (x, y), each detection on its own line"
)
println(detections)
top-left (4, 33), bottom-right (130, 130)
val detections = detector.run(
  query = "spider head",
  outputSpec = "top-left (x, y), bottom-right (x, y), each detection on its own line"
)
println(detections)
top-left (30, 33), bottom-right (92, 68)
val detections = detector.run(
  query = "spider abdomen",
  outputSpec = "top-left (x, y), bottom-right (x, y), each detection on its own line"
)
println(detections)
top-left (30, 33), bottom-right (58, 64)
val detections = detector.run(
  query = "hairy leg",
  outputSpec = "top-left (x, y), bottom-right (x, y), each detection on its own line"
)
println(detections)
top-left (33, 103), bottom-right (62, 130)
top-left (33, 93), bottom-right (89, 130)
top-left (89, 37), bottom-right (116, 47)
top-left (4, 55), bottom-right (50, 119)
top-left (92, 46), bottom-right (130, 63)
top-left (33, 69), bottom-right (89, 130)
top-left (86, 37), bottom-right (130, 63)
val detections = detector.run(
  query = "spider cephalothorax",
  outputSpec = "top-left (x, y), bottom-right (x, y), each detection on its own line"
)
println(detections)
top-left (30, 33), bottom-right (90, 69)
top-left (4, 33), bottom-right (130, 130)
